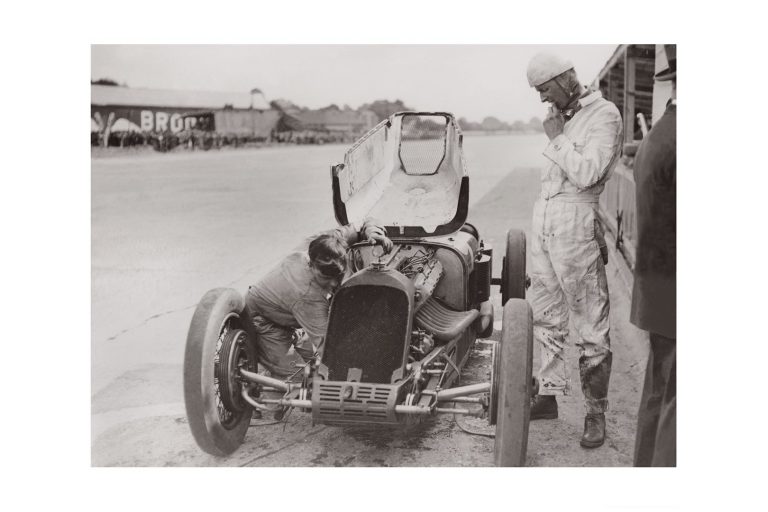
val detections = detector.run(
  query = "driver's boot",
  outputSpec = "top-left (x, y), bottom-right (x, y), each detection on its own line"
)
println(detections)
top-left (580, 413), bottom-right (606, 448)
top-left (530, 395), bottom-right (558, 420)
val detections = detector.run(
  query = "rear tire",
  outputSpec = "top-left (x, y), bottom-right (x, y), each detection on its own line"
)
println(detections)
top-left (493, 298), bottom-right (533, 467)
top-left (501, 229), bottom-right (526, 305)
top-left (183, 288), bottom-right (256, 456)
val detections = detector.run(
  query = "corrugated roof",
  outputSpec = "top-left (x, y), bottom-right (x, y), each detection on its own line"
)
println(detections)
top-left (91, 84), bottom-right (270, 110)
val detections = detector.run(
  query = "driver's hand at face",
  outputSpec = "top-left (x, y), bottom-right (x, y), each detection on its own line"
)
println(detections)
top-left (543, 105), bottom-right (565, 140)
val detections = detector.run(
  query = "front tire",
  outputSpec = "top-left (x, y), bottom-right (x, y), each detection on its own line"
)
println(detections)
top-left (183, 288), bottom-right (256, 456)
top-left (493, 298), bottom-right (533, 467)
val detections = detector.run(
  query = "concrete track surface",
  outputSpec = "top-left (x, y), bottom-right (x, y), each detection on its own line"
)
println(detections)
top-left (91, 135), bottom-right (648, 466)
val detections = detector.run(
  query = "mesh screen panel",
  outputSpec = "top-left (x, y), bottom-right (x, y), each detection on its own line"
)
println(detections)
top-left (399, 114), bottom-right (448, 175)
top-left (323, 285), bottom-right (409, 383)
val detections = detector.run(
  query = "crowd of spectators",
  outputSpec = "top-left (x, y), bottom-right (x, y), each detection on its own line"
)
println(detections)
top-left (92, 128), bottom-right (357, 152)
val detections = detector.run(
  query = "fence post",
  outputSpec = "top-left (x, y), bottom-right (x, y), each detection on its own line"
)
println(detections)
top-left (623, 47), bottom-right (637, 143)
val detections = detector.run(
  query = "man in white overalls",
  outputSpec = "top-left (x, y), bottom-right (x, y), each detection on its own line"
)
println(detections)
top-left (525, 53), bottom-right (623, 448)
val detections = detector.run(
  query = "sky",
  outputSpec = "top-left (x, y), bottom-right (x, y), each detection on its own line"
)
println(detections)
top-left (91, 44), bottom-right (617, 124)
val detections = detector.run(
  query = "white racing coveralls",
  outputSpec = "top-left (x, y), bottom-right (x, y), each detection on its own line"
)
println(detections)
top-left (530, 90), bottom-right (623, 414)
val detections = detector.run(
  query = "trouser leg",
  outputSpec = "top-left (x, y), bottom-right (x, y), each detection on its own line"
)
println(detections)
top-left (634, 332), bottom-right (676, 466)
top-left (249, 314), bottom-right (300, 379)
top-left (652, 334), bottom-right (676, 466)
top-left (634, 334), bottom-right (662, 466)
top-left (530, 232), bottom-right (571, 395)
top-left (652, 396), bottom-right (676, 466)
top-left (552, 238), bottom-right (612, 414)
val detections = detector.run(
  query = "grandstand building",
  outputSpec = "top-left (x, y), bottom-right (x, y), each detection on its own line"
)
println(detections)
top-left (90, 84), bottom-right (275, 136)
top-left (91, 84), bottom-right (377, 146)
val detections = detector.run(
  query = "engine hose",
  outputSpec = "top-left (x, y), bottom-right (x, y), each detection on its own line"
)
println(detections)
top-left (453, 414), bottom-right (495, 438)
top-left (451, 398), bottom-right (494, 438)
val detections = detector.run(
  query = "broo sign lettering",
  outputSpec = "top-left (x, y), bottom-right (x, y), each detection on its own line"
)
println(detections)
top-left (140, 110), bottom-right (197, 132)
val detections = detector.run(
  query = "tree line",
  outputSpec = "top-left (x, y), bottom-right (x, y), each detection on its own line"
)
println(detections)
top-left (92, 79), bottom-right (542, 134)
top-left (353, 99), bottom-right (543, 133)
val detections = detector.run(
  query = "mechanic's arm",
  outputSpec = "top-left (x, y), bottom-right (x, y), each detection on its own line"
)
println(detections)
top-left (542, 107), bottom-right (623, 190)
top-left (335, 218), bottom-right (393, 253)
top-left (292, 297), bottom-right (330, 358)
top-left (297, 219), bottom-right (393, 253)
top-left (297, 219), bottom-right (391, 252)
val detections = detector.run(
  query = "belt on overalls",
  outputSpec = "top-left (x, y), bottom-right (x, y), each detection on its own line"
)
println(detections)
top-left (545, 192), bottom-right (599, 204)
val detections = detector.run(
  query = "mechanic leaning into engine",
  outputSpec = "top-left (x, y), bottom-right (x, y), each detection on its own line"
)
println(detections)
top-left (524, 52), bottom-right (623, 448)
top-left (245, 220), bottom-right (393, 380)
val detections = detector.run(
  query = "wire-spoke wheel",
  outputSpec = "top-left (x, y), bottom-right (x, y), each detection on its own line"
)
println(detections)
top-left (215, 328), bottom-right (252, 427)
top-left (184, 288), bottom-right (256, 456)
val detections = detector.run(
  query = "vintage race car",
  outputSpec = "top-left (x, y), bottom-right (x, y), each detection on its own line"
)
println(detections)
top-left (183, 112), bottom-right (534, 466)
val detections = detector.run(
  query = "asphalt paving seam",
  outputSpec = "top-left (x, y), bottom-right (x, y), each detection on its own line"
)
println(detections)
top-left (98, 237), bottom-right (302, 345)
top-left (92, 402), bottom-right (185, 438)
top-left (100, 259), bottom-right (283, 343)
top-left (105, 306), bottom-right (196, 341)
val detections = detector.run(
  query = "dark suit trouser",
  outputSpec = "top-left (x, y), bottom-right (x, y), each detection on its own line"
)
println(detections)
top-left (634, 332), bottom-right (676, 466)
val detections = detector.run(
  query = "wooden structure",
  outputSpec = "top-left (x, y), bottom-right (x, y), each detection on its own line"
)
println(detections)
top-left (181, 109), bottom-right (281, 139)
top-left (591, 44), bottom-right (657, 142)
top-left (591, 44), bottom-right (667, 269)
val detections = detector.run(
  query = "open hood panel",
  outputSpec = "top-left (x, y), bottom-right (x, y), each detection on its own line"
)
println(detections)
top-left (331, 112), bottom-right (469, 238)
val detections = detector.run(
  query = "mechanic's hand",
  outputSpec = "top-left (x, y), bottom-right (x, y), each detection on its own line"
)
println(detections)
top-left (363, 221), bottom-right (393, 253)
top-left (543, 105), bottom-right (565, 140)
top-left (368, 232), bottom-right (393, 253)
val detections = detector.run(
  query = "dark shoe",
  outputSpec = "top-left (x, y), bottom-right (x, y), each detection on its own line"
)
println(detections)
top-left (580, 413), bottom-right (606, 448)
top-left (530, 395), bottom-right (558, 420)
top-left (252, 409), bottom-right (262, 420)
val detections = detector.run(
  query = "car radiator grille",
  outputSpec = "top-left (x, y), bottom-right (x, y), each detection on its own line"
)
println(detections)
top-left (323, 285), bottom-right (409, 383)
top-left (312, 380), bottom-right (401, 425)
